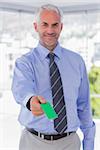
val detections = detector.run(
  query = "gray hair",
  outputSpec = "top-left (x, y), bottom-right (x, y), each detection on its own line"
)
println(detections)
top-left (35, 4), bottom-right (63, 23)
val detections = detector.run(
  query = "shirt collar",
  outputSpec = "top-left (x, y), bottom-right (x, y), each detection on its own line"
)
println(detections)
top-left (36, 42), bottom-right (62, 61)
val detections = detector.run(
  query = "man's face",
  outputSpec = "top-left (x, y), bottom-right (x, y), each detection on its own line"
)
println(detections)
top-left (34, 10), bottom-right (63, 51)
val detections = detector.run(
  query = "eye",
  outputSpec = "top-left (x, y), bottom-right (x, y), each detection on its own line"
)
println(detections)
top-left (52, 23), bottom-right (59, 27)
top-left (42, 22), bottom-right (48, 27)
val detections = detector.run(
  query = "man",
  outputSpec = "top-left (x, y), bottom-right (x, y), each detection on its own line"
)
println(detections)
top-left (12, 4), bottom-right (95, 150)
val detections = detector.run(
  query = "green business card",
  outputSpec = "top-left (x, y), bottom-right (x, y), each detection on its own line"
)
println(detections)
top-left (40, 102), bottom-right (58, 120)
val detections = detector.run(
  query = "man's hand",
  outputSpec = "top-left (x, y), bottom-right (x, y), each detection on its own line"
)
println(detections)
top-left (30, 96), bottom-right (46, 116)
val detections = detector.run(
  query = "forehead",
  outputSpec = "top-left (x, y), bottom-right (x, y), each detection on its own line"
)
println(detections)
top-left (39, 10), bottom-right (61, 23)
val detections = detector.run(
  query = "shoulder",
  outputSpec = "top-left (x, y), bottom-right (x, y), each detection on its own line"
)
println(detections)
top-left (61, 47), bottom-right (85, 65)
top-left (62, 47), bottom-right (81, 59)
top-left (61, 47), bottom-right (87, 78)
top-left (14, 49), bottom-right (37, 72)
top-left (16, 48), bottom-right (36, 64)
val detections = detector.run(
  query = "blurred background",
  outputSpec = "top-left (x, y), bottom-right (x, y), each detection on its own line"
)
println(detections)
top-left (0, 0), bottom-right (100, 150)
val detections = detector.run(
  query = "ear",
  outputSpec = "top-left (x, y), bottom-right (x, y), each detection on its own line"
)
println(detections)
top-left (33, 22), bottom-right (38, 32)
top-left (61, 23), bottom-right (63, 31)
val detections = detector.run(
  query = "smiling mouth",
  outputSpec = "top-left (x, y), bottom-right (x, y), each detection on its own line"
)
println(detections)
top-left (45, 33), bottom-right (56, 37)
top-left (45, 35), bottom-right (56, 38)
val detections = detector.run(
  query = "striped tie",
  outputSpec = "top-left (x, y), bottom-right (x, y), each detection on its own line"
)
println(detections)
top-left (48, 53), bottom-right (67, 134)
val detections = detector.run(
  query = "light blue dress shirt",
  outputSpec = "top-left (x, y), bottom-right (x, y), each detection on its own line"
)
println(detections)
top-left (12, 42), bottom-right (95, 150)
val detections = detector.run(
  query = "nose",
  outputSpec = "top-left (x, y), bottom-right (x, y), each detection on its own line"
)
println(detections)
top-left (47, 26), bottom-right (54, 34)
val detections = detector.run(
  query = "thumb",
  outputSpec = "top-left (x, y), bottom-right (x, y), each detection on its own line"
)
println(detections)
top-left (37, 96), bottom-right (46, 104)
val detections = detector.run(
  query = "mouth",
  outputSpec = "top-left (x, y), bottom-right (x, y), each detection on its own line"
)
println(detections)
top-left (45, 35), bottom-right (56, 40)
top-left (45, 33), bottom-right (56, 37)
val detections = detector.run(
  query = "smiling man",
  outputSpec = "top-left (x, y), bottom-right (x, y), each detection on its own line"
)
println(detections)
top-left (34, 8), bottom-right (63, 51)
top-left (12, 4), bottom-right (95, 150)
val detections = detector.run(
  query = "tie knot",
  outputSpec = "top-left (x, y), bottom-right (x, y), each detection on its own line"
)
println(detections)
top-left (48, 53), bottom-right (55, 62)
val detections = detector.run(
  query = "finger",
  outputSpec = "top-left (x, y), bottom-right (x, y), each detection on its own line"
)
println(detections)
top-left (32, 111), bottom-right (44, 116)
top-left (31, 109), bottom-right (44, 116)
top-left (30, 96), bottom-right (46, 116)
top-left (37, 96), bottom-right (46, 104)
top-left (30, 97), bottom-right (43, 110)
top-left (30, 96), bottom-right (40, 106)
top-left (31, 103), bottom-right (42, 111)
top-left (30, 97), bottom-right (37, 110)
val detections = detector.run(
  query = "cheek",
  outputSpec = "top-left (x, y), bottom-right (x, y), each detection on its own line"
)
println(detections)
top-left (58, 28), bottom-right (62, 33)
top-left (38, 27), bottom-right (45, 34)
top-left (38, 32), bottom-right (45, 40)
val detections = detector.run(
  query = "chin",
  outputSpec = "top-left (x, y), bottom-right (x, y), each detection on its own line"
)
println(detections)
top-left (47, 43), bottom-right (55, 47)
top-left (46, 41), bottom-right (57, 46)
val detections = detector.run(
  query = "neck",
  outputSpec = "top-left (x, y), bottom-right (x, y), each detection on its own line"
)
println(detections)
top-left (40, 41), bottom-right (58, 52)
